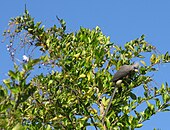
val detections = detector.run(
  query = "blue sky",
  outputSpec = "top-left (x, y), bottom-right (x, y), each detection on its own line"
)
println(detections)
top-left (1, 0), bottom-right (170, 129)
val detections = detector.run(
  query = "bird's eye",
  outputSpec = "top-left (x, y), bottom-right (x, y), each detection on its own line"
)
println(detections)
top-left (133, 66), bottom-right (138, 70)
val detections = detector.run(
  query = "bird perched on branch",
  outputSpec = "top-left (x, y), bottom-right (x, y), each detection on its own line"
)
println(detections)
top-left (102, 62), bottom-right (139, 124)
top-left (112, 63), bottom-right (139, 83)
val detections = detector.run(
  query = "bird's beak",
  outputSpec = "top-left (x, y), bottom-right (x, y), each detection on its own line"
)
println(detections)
top-left (134, 68), bottom-right (139, 72)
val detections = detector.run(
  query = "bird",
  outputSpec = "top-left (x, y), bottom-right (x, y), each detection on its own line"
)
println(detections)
top-left (112, 63), bottom-right (139, 83)
top-left (102, 62), bottom-right (139, 125)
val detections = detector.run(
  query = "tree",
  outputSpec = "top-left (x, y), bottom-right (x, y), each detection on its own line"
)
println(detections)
top-left (0, 10), bottom-right (170, 130)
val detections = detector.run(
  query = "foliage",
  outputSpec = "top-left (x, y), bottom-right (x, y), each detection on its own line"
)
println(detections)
top-left (1, 10), bottom-right (170, 130)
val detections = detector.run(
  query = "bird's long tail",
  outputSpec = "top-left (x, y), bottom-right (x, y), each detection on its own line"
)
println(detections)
top-left (102, 86), bottom-right (117, 125)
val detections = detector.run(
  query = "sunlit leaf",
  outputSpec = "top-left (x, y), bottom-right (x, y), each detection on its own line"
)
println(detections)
top-left (74, 53), bottom-right (80, 58)
top-left (8, 70), bottom-right (17, 79)
top-left (79, 74), bottom-right (86, 78)
top-left (12, 123), bottom-right (24, 130)
top-left (140, 60), bottom-right (146, 66)
top-left (136, 123), bottom-right (143, 128)
top-left (150, 54), bottom-right (156, 65)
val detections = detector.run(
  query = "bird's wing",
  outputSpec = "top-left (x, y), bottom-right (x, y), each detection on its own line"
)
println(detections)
top-left (112, 65), bottom-right (131, 82)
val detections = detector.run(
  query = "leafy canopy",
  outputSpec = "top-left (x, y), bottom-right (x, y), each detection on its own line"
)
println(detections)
top-left (1, 10), bottom-right (170, 130)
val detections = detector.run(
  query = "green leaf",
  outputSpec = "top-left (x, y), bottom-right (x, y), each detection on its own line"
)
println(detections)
top-left (146, 101), bottom-right (154, 111)
top-left (8, 70), bottom-right (17, 79)
top-left (150, 54), bottom-right (156, 65)
top-left (140, 60), bottom-right (146, 66)
top-left (160, 83), bottom-right (165, 93)
top-left (161, 104), bottom-right (170, 110)
top-left (106, 116), bottom-right (111, 128)
top-left (79, 74), bottom-right (86, 78)
top-left (46, 38), bottom-right (51, 45)
top-left (139, 66), bottom-right (147, 75)
top-left (134, 110), bottom-right (141, 119)
top-left (144, 91), bottom-right (148, 97)
top-left (136, 123), bottom-right (143, 128)
top-left (141, 34), bottom-right (145, 40)
top-left (155, 98), bottom-right (161, 108)
top-left (3, 79), bottom-right (11, 88)
top-left (28, 28), bottom-right (33, 32)
top-left (10, 87), bottom-right (19, 94)
top-left (129, 92), bottom-right (137, 100)
top-left (46, 125), bottom-right (51, 130)
top-left (74, 53), bottom-right (81, 58)
top-left (12, 123), bottom-right (24, 130)
top-left (48, 80), bottom-right (53, 86)
top-left (0, 89), bottom-right (5, 97)
top-left (129, 115), bottom-right (133, 124)
top-left (162, 93), bottom-right (169, 103)
top-left (162, 109), bottom-right (170, 112)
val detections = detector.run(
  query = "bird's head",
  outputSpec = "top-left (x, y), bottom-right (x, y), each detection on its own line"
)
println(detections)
top-left (131, 62), bottom-right (139, 72)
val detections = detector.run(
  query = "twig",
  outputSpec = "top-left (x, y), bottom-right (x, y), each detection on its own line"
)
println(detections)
top-left (73, 90), bottom-right (98, 130)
